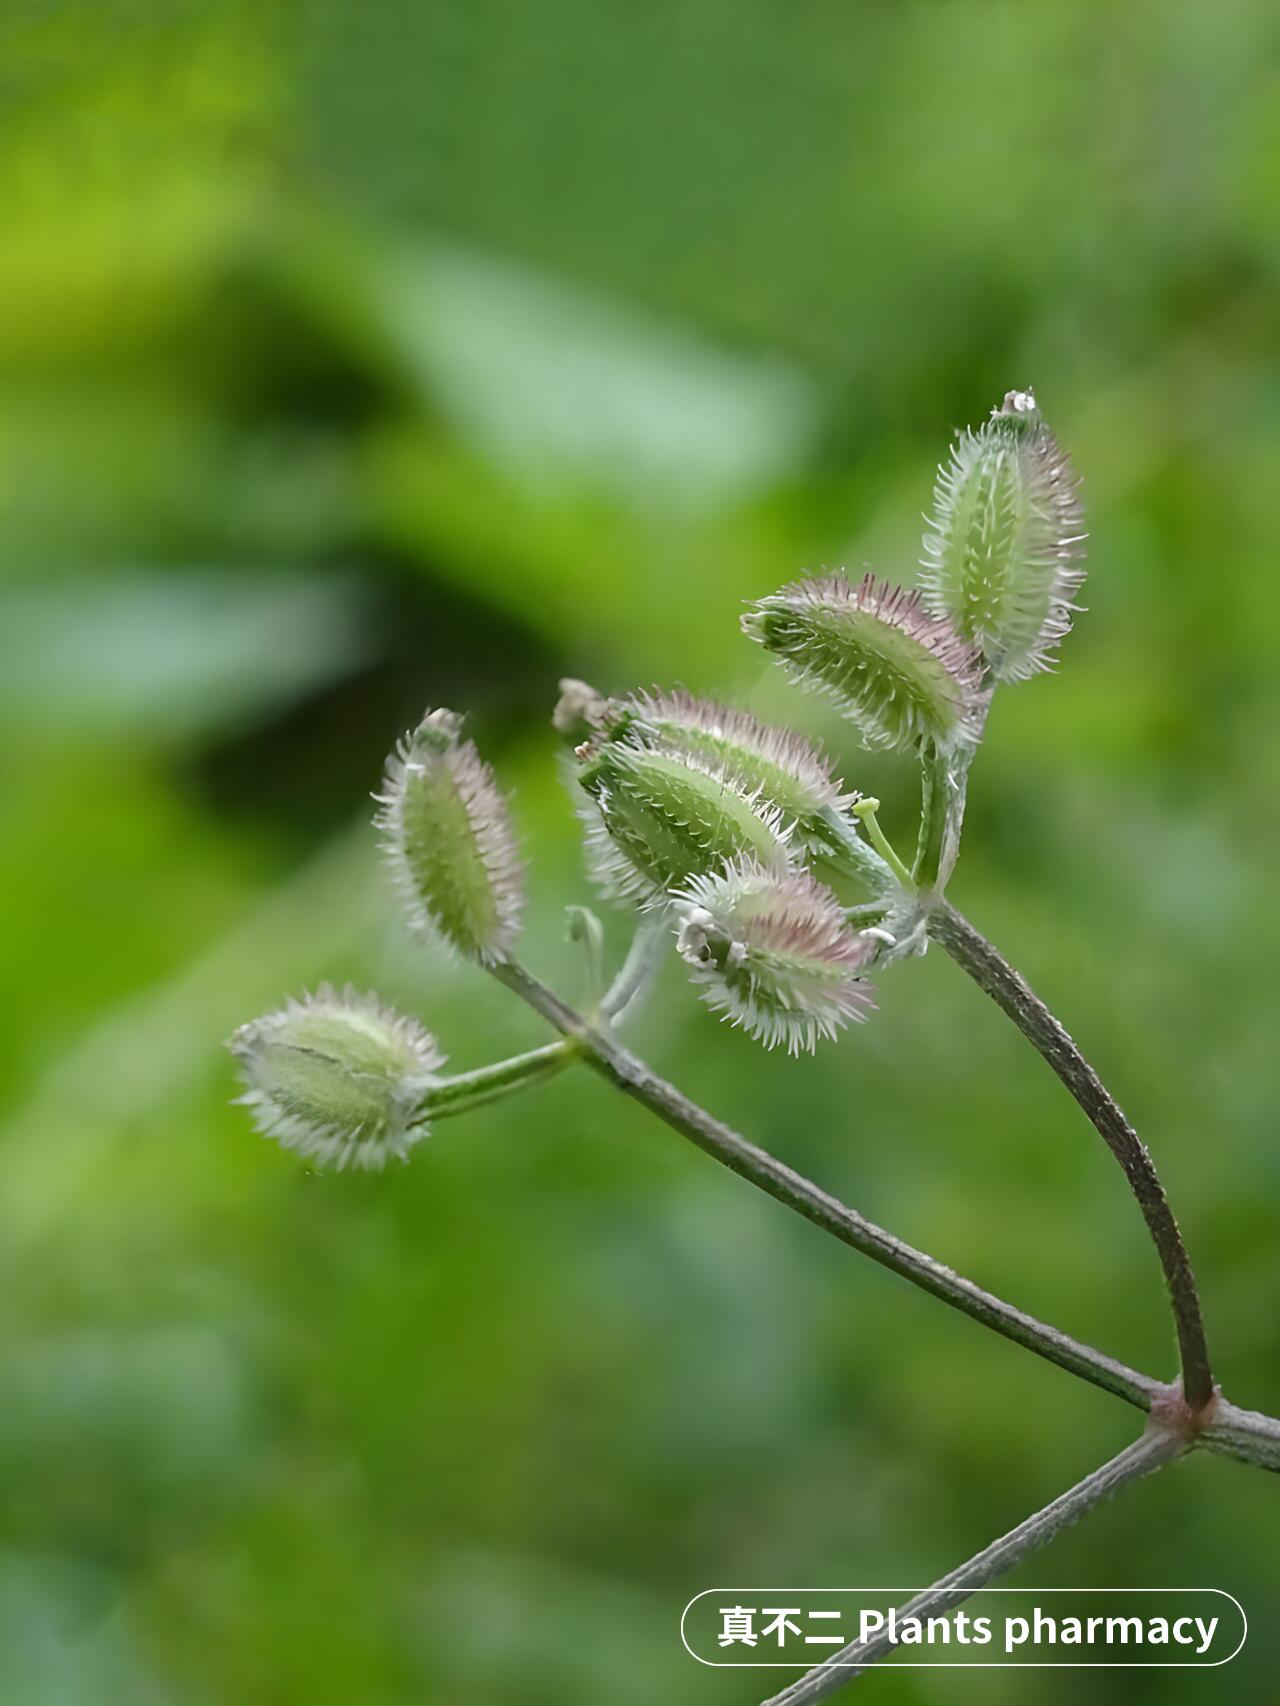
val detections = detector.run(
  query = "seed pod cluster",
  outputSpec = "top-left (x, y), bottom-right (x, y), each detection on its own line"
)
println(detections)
top-left (224, 393), bottom-right (1086, 1098)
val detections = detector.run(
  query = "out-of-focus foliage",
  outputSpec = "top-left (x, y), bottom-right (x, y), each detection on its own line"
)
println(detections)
top-left (2, 3), bottom-right (1278, 1702)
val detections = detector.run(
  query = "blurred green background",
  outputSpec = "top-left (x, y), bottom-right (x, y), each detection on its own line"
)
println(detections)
top-left (2, 2), bottom-right (1277, 1701)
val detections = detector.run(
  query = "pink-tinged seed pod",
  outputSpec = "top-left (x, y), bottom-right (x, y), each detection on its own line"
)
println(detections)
top-left (920, 389), bottom-right (1087, 682)
top-left (227, 986), bottom-right (444, 1170)
top-left (613, 688), bottom-right (856, 825)
top-left (375, 709), bottom-right (524, 963)
top-left (743, 572), bottom-right (983, 753)
top-left (673, 857), bottom-right (876, 1054)
top-left (574, 737), bottom-right (795, 908)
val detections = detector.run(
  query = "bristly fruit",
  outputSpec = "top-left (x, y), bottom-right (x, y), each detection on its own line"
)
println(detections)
top-left (742, 571), bottom-right (982, 753)
top-left (920, 388), bottom-right (1087, 682)
top-left (227, 986), bottom-right (444, 1170)
top-left (574, 738), bottom-right (794, 907)
top-left (673, 857), bottom-right (875, 1053)
top-left (376, 708), bottom-right (524, 963)
top-left (608, 688), bottom-right (854, 824)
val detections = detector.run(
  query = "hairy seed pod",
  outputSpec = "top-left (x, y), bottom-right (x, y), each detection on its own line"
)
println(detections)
top-left (227, 986), bottom-right (443, 1170)
top-left (376, 709), bottom-right (524, 963)
top-left (673, 858), bottom-right (875, 1053)
top-left (609, 688), bottom-right (855, 825)
top-left (920, 389), bottom-right (1087, 681)
top-left (742, 572), bottom-right (982, 752)
top-left (575, 739), bottom-right (794, 906)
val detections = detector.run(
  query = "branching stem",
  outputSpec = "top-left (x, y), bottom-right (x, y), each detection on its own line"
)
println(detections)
top-left (488, 959), bottom-right (1160, 1411)
top-left (600, 917), bottom-right (666, 1023)
top-left (927, 900), bottom-right (1215, 1413)
top-left (427, 919), bottom-right (664, 1122)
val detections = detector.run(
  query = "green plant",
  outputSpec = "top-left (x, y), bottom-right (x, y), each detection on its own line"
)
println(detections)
top-left (227, 392), bottom-right (1279, 1700)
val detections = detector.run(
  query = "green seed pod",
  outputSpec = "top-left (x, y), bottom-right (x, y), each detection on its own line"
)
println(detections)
top-left (227, 986), bottom-right (443, 1170)
top-left (742, 572), bottom-right (981, 753)
top-left (376, 709), bottom-right (524, 963)
top-left (575, 739), bottom-right (794, 906)
top-left (674, 858), bottom-right (875, 1053)
top-left (611, 689), bottom-right (854, 826)
top-left (920, 389), bottom-right (1087, 681)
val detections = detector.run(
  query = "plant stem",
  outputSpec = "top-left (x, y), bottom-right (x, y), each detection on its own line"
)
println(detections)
top-left (810, 806), bottom-right (900, 897)
top-left (600, 917), bottom-right (666, 1023)
top-left (565, 905), bottom-right (606, 1007)
top-left (843, 903), bottom-right (890, 929)
top-left (848, 799), bottom-right (914, 891)
top-left (427, 920), bottom-right (666, 1123)
top-left (927, 900), bottom-right (1215, 1414)
top-left (911, 743), bottom-right (974, 895)
top-left (423, 1042), bottom-right (573, 1120)
top-left (1199, 1397), bottom-right (1280, 1474)
top-left (911, 746), bottom-right (949, 891)
top-left (758, 1424), bottom-right (1187, 1704)
top-left (488, 960), bottom-right (1160, 1411)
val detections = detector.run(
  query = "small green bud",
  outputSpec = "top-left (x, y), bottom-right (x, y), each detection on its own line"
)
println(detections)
top-left (376, 708), bottom-right (524, 963)
top-left (920, 389), bottom-right (1087, 681)
top-left (742, 572), bottom-right (981, 753)
top-left (227, 986), bottom-right (444, 1170)
top-left (574, 739), bottom-right (794, 906)
top-left (674, 858), bottom-right (875, 1053)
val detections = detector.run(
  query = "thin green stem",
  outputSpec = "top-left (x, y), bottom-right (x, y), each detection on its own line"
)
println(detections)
top-left (487, 959), bottom-right (1161, 1411)
top-left (426, 914), bottom-right (675, 1125)
top-left (565, 905), bottom-right (606, 1007)
top-left (423, 1042), bottom-right (573, 1121)
top-left (843, 903), bottom-right (890, 929)
top-left (600, 917), bottom-right (666, 1023)
top-left (848, 799), bottom-right (914, 891)
top-left (759, 1424), bottom-right (1187, 1704)
top-left (927, 900), bottom-right (1215, 1414)
top-left (426, 921), bottom-right (665, 1123)
top-left (911, 746), bottom-right (949, 891)
top-left (809, 805), bottom-right (900, 896)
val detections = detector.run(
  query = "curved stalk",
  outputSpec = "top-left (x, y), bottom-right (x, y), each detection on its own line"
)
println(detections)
top-left (428, 920), bottom-right (668, 1123)
top-left (810, 806), bottom-right (900, 897)
top-left (759, 1424), bottom-right (1187, 1704)
top-left (912, 739), bottom-right (985, 897)
top-left (926, 900), bottom-right (1214, 1414)
top-left (600, 917), bottom-right (666, 1023)
top-left (848, 799), bottom-right (914, 890)
top-left (488, 959), bottom-right (1160, 1411)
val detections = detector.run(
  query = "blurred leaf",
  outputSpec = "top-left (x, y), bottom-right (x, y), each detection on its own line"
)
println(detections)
top-left (375, 241), bottom-right (822, 510)
top-left (0, 571), bottom-right (377, 744)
